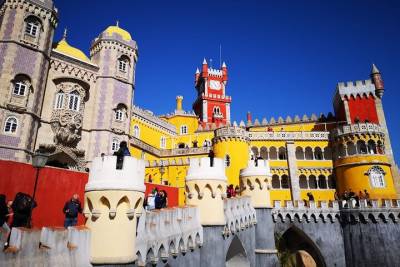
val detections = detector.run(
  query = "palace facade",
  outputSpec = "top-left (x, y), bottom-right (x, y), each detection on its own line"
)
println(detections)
top-left (0, 0), bottom-right (398, 207)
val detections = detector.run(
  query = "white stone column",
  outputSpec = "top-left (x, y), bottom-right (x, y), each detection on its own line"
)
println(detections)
top-left (286, 141), bottom-right (300, 201)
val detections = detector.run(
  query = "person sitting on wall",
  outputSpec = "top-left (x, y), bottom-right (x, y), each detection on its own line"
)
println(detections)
top-left (146, 188), bottom-right (157, 210)
top-left (307, 192), bottom-right (314, 202)
top-left (364, 189), bottom-right (371, 207)
top-left (63, 194), bottom-right (82, 228)
top-left (114, 141), bottom-right (131, 169)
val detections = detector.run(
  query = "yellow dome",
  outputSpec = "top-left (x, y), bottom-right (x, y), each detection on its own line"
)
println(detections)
top-left (53, 38), bottom-right (91, 63)
top-left (104, 25), bottom-right (132, 41)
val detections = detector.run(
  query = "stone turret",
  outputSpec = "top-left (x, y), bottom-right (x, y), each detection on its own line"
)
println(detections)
top-left (84, 156), bottom-right (145, 264)
top-left (185, 157), bottom-right (227, 225)
top-left (240, 159), bottom-right (272, 208)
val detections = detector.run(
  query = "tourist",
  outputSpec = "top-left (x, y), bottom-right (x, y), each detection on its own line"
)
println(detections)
top-left (3, 199), bottom-right (13, 250)
top-left (0, 195), bottom-right (10, 238)
top-left (114, 141), bottom-right (131, 169)
top-left (234, 186), bottom-right (240, 196)
top-left (208, 150), bottom-right (214, 167)
top-left (63, 194), bottom-right (82, 228)
top-left (11, 192), bottom-right (36, 228)
top-left (146, 188), bottom-right (157, 210)
top-left (155, 190), bottom-right (167, 209)
top-left (227, 184), bottom-right (235, 198)
top-left (364, 189), bottom-right (371, 206)
top-left (334, 191), bottom-right (340, 201)
top-left (307, 192), bottom-right (314, 202)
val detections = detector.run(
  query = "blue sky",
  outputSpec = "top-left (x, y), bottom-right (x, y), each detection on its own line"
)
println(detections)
top-left (54, 0), bottom-right (400, 162)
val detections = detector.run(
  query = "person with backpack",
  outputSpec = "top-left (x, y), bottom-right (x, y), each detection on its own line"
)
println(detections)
top-left (63, 194), bottom-right (82, 228)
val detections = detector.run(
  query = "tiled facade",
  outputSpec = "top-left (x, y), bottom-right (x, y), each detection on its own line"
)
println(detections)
top-left (0, 0), bottom-right (137, 170)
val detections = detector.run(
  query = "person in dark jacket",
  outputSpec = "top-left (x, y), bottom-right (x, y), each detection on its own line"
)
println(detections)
top-left (0, 195), bottom-right (9, 234)
top-left (63, 194), bottom-right (82, 228)
top-left (155, 190), bottom-right (167, 209)
top-left (114, 141), bottom-right (131, 169)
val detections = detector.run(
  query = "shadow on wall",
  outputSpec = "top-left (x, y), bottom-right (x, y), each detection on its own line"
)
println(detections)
top-left (225, 235), bottom-right (250, 267)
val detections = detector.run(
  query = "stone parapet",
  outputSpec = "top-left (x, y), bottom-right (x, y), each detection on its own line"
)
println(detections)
top-left (331, 123), bottom-right (385, 139)
top-left (240, 159), bottom-right (271, 177)
top-left (223, 196), bottom-right (257, 237)
top-left (339, 199), bottom-right (400, 223)
top-left (135, 206), bottom-right (203, 266)
top-left (213, 126), bottom-right (248, 143)
top-left (186, 157), bottom-right (226, 181)
top-left (85, 156), bottom-right (145, 192)
top-left (248, 131), bottom-right (329, 141)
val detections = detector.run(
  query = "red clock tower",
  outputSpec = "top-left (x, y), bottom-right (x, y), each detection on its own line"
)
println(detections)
top-left (192, 59), bottom-right (231, 126)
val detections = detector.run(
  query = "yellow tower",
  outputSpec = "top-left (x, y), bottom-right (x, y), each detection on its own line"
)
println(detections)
top-left (240, 159), bottom-right (272, 207)
top-left (185, 157), bottom-right (227, 225)
top-left (84, 156), bottom-right (145, 264)
top-left (332, 123), bottom-right (397, 199)
top-left (213, 126), bottom-right (249, 185)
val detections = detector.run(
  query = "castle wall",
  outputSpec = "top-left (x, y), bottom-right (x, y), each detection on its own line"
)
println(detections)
top-left (341, 210), bottom-right (400, 267)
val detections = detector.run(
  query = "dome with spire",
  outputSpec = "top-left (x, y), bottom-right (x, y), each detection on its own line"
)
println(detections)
top-left (103, 22), bottom-right (132, 41)
top-left (53, 29), bottom-right (91, 63)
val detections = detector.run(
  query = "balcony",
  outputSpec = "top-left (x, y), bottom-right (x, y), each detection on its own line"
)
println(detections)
top-left (331, 123), bottom-right (385, 139)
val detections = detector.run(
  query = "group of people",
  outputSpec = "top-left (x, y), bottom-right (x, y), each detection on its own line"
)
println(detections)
top-left (144, 188), bottom-right (168, 210)
top-left (226, 184), bottom-right (240, 198)
top-left (335, 189), bottom-right (371, 207)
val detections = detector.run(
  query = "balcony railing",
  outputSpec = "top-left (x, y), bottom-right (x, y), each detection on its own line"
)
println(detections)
top-left (248, 131), bottom-right (329, 141)
top-left (331, 123), bottom-right (385, 138)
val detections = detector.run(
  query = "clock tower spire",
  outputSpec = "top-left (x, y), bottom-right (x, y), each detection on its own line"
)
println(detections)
top-left (193, 59), bottom-right (231, 126)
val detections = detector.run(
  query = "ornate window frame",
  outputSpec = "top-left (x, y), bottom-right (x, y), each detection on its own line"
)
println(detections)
top-left (366, 166), bottom-right (386, 188)
top-left (111, 138), bottom-right (120, 152)
top-left (133, 125), bottom-right (140, 138)
top-left (4, 116), bottom-right (18, 134)
top-left (180, 125), bottom-right (188, 135)
top-left (160, 136), bottom-right (166, 149)
top-left (54, 91), bottom-right (65, 110)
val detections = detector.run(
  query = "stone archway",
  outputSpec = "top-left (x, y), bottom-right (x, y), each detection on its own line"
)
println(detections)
top-left (225, 235), bottom-right (250, 267)
top-left (276, 226), bottom-right (326, 267)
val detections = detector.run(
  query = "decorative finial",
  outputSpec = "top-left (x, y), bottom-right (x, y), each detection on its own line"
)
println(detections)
top-left (209, 58), bottom-right (213, 68)
top-left (371, 63), bottom-right (380, 74)
top-left (222, 61), bottom-right (227, 68)
top-left (195, 68), bottom-right (200, 74)
top-left (203, 58), bottom-right (207, 64)
top-left (116, 20), bottom-right (119, 27)
top-left (63, 28), bottom-right (67, 40)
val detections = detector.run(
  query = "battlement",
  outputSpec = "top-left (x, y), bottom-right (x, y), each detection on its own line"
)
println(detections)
top-left (136, 207), bottom-right (203, 265)
top-left (331, 122), bottom-right (384, 139)
top-left (336, 79), bottom-right (376, 98)
top-left (240, 160), bottom-right (271, 177)
top-left (186, 157), bottom-right (226, 181)
top-left (207, 67), bottom-right (223, 77)
top-left (223, 196), bottom-right (257, 237)
top-left (214, 126), bottom-right (249, 143)
top-left (85, 156), bottom-right (146, 192)
top-left (202, 92), bottom-right (232, 101)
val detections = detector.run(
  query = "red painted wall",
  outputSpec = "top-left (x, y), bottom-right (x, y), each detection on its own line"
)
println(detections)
top-left (347, 95), bottom-right (379, 123)
top-left (0, 160), bottom-right (88, 228)
top-left (0, 160), bottom-right (180, 228)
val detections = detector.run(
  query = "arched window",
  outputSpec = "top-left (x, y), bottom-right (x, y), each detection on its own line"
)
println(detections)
top-left (377, 141), bottom-right (385, 154)
top-left (111, 138), bottom-right (119, 152)
top-left (118, 55), bottom-right (130, 73)
top-left (213, 106), bottom-right (220, 114)
top-left (338, 144), bottom-right (346, 158)
top-left (295, 147), bottom-right (304, 160)
top-left (251, 146), bottom-right (259, 158)
top-left (54, 91), bottom-right (64, 109)
top-left (160, 136), bottom-right (166, 149)
top-left (133, 125), bottom-right (140, 138)
top-left (367, 166), bottom-right (386, 188)
top-left (367, 140), bottom-right (377, 154)
top-left (328, 175), bottom-right (336, 189)
top-left (318, 175), bottom-right (327, 189)
top-left (278, 147), bottom-right (286, 160)
top-left (24, 16), bottom-right (41, 37)
top-left (323, 147), bottom-right (332, 160)
top-left (68, 91), bottom-right (80, 111)
top-left (180, 125), bottom-right (188, 134)
top-left (115, 109), bottom-right (124, 121)
top-left (12, 74), bottom-right (31, 97)
top-left (357, 140), bottom-right (367, 154)
top-left (281, 175), bottom-right (289, 189)
top-left (314, 147), bottom-right (323, 160)
top-left (203, 139), bottom-right (211, 147)
top-left (347, 142), bottom-right (356, 155)
top-left (304, 147), bottom-right (313, 160)
top-left (271, 174), bottom-right (280, 189)
top-left (4, 116), bottom-right (18, 133)
top-left (308, 175), bottom-right (317, 189)
top-left (299, 175), bottom-right (308, 189)
top-left (225, 155), bottom-right (231, 167)
top-left (269, 147), bottom-right (277, 160)
top-left (260, 146), bottom-right (268, 159)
